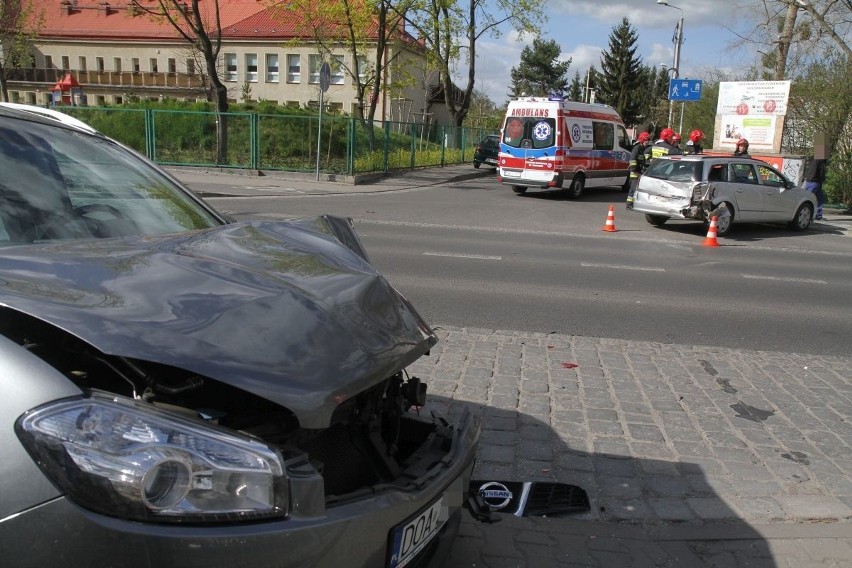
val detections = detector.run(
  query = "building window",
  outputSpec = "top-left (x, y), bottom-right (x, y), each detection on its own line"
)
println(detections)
top-left (26, 92), bottom-right (37, 104)
top-left (245, 53), bottom-right (258, 82)
top-left (114, 95), bottom-right (123, 105)
top-left (132, 58), bottom-right (140, 73)
top-left (356, 55), bottom-right (370, 83)
top-left (96, 57), bottom-right (104, 72)
top-left (308, 54), bottom-right (321, 84)
top-left (286, 54), bottom-right (300, 83)
top-left (168, 58), bottom-right (176, 74)
top-left (266, 54), bottom-right (279, 83)
top-left (224, 53), bottom-right (237, 81)
top-left (114, 57), bottom-right (122, 72)
top-left (11, 91), bottom-right (21, 103)
top-left (186, 59), bottom-right (195, 75)
top-left (61, 56), bottom-right (70, 70)
top-left (150, 58), bottom-right (158, 74)
top-left (95, 95), bottom-right (106, 105)
top-left (78, 56), bottom-right (87, 71)
top-left (331, 55), bottom-right (345, 85)
top-left (45, 55), bottom-right (53, 69)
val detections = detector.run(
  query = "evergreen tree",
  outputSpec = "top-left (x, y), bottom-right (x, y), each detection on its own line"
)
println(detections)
top-left (568, 71), bottom-right (583, 102)
top-left (509, 37), bottom-right (571, 97)
top-left (597, 18), bottom-right (643, 125)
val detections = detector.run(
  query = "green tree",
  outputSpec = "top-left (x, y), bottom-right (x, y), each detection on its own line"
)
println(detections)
top-left (567, 71), bottom-right (583, 102)
top-left (785, 53), bottom-right (852, 208)
top-left (508, 37), bottom-right (570, 98)
top-left (273, 0), bottom-right (416, 140)
top-left (464, 88), bottom-right (502, 129)
top-left (406, 0), bottom-right (545, 127)
top-left (0, 0), bottom-right (43, 102)
top-left (597, 17), bottom-right (643, 125)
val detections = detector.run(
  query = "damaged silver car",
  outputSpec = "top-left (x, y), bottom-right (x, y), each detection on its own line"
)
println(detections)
top-left (631, 155), bottom-right (816, 236)
top-left (0, 104), bottom-right (480, 568)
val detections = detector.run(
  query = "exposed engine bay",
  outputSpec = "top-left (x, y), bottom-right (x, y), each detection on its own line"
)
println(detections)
top-left (2, 308), bottom-right (453, 505)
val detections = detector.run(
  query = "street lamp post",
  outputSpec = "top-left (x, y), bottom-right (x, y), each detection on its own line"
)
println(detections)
top-left (657, 0), bottom-right (684, 129)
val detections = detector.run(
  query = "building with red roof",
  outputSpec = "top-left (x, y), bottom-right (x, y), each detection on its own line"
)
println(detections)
top-left (7, 0), bottom-right (438, 123)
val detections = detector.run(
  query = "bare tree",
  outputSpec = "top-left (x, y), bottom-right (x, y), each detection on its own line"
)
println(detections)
top-left (728, 0), bottom-right (850, 79)
top-left (405, 0), bottom-right (545, 127)
top-left (0, 0), bottom-right (43, 102)
top-left (794, 0), bottom-right (852, 57)
top-left (130, 0), bottom-right (230, 163)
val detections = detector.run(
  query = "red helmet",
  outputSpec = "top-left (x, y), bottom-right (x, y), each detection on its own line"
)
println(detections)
top-left (736, 138), bottom-right (749, 150)
top-left (689, 129), bottom-right (704, 143)
top-left (660, 127), bottom-right (675, 143)
top-left (672, 133), bottom-right (682, 143)
top-left (637, 132), bottom-right (651, 143)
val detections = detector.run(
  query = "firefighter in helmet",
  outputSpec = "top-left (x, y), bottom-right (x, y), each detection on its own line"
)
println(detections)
top-left (645, 127), bottom-right (682, 165)
top-left (733, 138), bottom-right (750, 157)
top-left (685, 129), bottom-right (705, 154)
top-left (625, 131), bottom-right (652, 210)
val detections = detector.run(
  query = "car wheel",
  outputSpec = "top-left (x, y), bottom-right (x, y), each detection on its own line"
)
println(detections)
top-left (511, 186), bottom-right (527, 194)
top-left (788, 203), bottom-right (813, 231)
top-left (644, 214), bottom-right (668, 226)
top-left (713, 204), bottom-right (734, 236)
top-left (473, 162), bottom-right (481, 169)
top-left (567, 175), bottom-right (585, 199)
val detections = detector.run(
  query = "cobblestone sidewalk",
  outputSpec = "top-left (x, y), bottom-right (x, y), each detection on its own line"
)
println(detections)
top-left (409, 326), bottom-right (852, 567)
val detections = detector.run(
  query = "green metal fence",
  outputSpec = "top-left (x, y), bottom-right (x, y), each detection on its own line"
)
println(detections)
top-left (63, 107), bottom-right (492, 176)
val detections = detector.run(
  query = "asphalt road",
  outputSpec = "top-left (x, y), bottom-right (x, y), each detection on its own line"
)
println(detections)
top-left (175, 167), bottom-right (852, 566)
top-left (188, 171), bottom-right (852, 357)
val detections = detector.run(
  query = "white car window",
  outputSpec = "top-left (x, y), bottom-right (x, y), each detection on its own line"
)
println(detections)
top-left (731, 163), bottom-right (758, 184)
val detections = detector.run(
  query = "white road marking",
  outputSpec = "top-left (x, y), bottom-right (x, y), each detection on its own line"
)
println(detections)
top-left (581, 262), bottom-right (665, 272)
top-left (423, 252), bottom-right (502, 260)
top-left (741, 274), bottom-right (827, 284)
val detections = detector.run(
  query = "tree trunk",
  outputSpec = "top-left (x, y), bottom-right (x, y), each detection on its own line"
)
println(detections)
top-left (774, 3), bottom-right (799, 80)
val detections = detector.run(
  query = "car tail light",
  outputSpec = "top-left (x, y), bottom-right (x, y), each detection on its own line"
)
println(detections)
top-left (16, 391), bottom-right (287, 523)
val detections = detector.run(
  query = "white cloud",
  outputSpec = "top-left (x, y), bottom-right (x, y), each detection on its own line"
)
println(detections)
top-left (452, 0), bottom-right (760, 104)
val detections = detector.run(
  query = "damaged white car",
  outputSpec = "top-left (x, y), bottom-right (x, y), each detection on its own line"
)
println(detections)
top-left (631, 155), bottom-right (817, 236)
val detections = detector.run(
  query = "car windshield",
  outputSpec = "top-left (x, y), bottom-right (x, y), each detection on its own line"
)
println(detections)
top-left (644, 159), bottom-right (703, 183)
top-left (502, 116), bottom-right (556, 149)
top-left (0, 114), bottom-right (222, 244)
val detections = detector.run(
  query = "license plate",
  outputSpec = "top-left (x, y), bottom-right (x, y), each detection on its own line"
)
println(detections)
top-left (387, 496), bottom-right (446, 568)
top-left (503, 170), bottom-right (520, 177)
top-left (485, 158), bottom-right (497, 165)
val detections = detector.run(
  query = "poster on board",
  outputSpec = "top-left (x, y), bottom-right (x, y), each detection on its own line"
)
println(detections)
top-left (717, 81), bottom-right (791, 116)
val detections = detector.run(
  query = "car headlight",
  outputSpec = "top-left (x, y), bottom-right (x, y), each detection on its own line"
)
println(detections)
top-left (16, 391), bottom-right (287, 523)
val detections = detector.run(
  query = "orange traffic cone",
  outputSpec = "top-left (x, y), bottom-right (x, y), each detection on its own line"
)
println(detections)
top-left (702, 216), bottom-right (720, 247)
top-left (602, 205), bottom-right (618, 232)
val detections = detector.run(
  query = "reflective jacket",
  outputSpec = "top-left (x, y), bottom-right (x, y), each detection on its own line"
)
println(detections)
top-left (628, 142), bottom-right (647, 179)
top-left (645, 140), bottom-right (682, 163)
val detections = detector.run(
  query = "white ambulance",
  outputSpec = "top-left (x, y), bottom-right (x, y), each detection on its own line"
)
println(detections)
top-left (497, 96), bottom-right (632, 198)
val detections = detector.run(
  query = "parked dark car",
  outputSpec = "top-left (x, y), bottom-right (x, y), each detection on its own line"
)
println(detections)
top-left (0, 103), bottom-right (480, 567)
top-left (473, 134), bottom-right (500, 168)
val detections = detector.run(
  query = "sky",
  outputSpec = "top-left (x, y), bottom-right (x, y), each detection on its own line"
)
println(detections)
top-left (468, 0), bottom-right (761, 104)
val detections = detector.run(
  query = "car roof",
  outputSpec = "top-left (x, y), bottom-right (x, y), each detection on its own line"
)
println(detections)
top-left (655, 154), bottom-right (765, 164)
top-left (0, 102), bottom-right (98, 134)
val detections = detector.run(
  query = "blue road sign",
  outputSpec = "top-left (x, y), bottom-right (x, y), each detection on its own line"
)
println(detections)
top-left (669, 79), bottom-right (703, 102)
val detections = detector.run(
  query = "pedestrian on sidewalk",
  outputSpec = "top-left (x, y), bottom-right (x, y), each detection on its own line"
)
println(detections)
top-left (804, 153), bottom-right (828, 221)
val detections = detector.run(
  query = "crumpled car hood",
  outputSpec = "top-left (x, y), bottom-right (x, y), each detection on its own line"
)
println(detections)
top-left (0, 218), bottom-right (436, 428)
